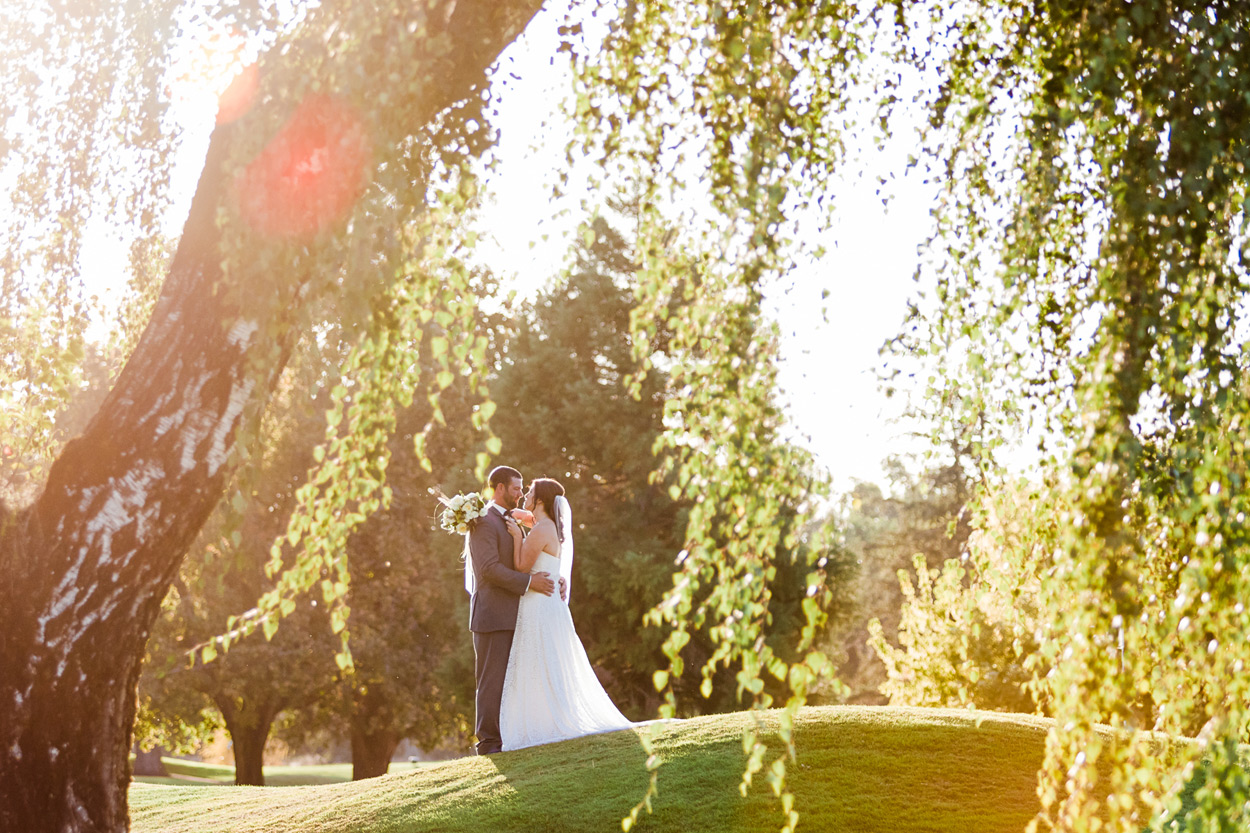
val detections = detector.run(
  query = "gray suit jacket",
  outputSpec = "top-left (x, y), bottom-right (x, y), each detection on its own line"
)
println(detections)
top-left (467, 507), bottom-right (531, 633)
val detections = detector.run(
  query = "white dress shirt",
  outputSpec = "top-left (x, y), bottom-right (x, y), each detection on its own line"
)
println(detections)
top-left (489, 501), bottom-right (530, 592)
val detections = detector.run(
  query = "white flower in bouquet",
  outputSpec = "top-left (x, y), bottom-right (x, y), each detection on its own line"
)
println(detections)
top-left (436, 491), bottom-right (489, 536)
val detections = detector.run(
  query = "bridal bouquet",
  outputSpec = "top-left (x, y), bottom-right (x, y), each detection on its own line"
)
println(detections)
top-left (437, 492), bottom-right (490, 535)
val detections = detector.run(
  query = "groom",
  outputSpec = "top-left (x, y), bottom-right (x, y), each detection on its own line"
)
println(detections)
top-left (466, 465), bottom-right (558, 755)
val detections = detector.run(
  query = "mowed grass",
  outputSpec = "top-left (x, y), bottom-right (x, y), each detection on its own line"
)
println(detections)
top-left (134, 758), bottom-right (429, 787)
top-left (128, 706), bottom-right (1169, 833)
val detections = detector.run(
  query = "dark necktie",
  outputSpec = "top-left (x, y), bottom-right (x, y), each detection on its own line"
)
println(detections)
top-left (502, 507), bottom-right (524, 536)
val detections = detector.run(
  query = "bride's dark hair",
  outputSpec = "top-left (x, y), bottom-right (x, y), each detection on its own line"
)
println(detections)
top-left (531, 478), bottom-right (566, 542)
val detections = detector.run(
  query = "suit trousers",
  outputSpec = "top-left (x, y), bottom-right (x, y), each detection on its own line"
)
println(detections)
top-left (472, 629), bottom-right (515, 755)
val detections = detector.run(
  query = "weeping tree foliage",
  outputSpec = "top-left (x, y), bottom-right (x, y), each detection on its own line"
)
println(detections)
top-left (561, 4), bottom-right (874, 827)
top-left (0, 0), bottom-right (179, 504)
top-left (879, 2), bottom-right (1250, 832)
top-left (0, 0), bottom-right (540, 829)
top-left (24, 0), bottom-right (1245, 831)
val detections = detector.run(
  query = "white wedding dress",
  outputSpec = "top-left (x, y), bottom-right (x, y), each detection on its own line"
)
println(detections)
top-left (499, 547), bottom-right (635, 750)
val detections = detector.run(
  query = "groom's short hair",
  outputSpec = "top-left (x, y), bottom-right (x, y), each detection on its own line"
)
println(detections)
top-left (488, 465), bottom-right (522, 488)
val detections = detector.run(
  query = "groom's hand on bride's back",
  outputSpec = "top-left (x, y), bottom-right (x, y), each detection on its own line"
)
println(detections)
top-left (530, 572), bottom-right (557, 596)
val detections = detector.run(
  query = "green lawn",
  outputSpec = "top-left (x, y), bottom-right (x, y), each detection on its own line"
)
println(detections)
top-left (134, 758), bottom-right (430, 787)
top-left (127, 706), bottom-right (1179, 833)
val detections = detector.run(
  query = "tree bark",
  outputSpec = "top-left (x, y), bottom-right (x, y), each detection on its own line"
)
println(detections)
top-left (216, 698), bottom-right (282, 787)
top-left (350, 683), bottom-right (400, 781)
top-left (0, 126), bottom-right (266, 833)
top-left (0, 2), bottom-right (542, 830)
top-left (350, 724), bottom-right (398, 781)
top-left (230, 728), bottom-right (269, 788)
top-left (129, 745), bottom-right (168, 779)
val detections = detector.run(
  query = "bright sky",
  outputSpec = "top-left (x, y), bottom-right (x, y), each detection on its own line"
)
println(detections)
top-left (83, 5), bottom-right (937, 494)
top-left (474, 8), bottom-right (937, 492)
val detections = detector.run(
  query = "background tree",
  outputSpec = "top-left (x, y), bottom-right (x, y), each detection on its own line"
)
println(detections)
top-left (141, 376), bottom-right (337, 786)
top-left (832, 451), bottom-right (973, 704)
top-left (488, 213), bottom-right (686, 716)
top-left (327, 309), bottom-right (507, 779)
top-left (164, 554), bottom-right (332, 787)
top-left (867, 481), bottom-right (1045, 716)
top-left (490, 212), bottom-right (856, 723)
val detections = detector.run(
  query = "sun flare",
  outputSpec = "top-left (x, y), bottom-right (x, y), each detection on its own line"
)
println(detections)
top-left (168, 27), bottom-right (255, 122)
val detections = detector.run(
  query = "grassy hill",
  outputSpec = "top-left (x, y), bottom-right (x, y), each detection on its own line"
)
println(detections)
top-left (127, 706), bottom-right (1150, 833)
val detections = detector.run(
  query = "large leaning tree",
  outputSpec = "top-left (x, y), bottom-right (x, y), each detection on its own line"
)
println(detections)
top-left (0, 1), bottom-right (547, 829)
top-left (0, 0), bottom-right (876, 829)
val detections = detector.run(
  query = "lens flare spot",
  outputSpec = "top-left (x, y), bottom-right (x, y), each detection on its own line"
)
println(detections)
top-left (216, 63), bottom-right (260, 125)
top-left (235, 94), bottom-right (372, 240)
top-left (169, 27), bottom-right (252, 119)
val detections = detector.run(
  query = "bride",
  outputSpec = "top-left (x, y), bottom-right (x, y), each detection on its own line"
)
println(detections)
top-left (498, 477), bottom-right (635, 750)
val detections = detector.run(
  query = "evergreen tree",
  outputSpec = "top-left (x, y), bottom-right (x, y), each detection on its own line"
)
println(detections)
top-left (490, 215), bottom-right (686, 714)
top-left (835, 453), bottom-right (973, 704)
top-left (492, 214), bottom-right (855, 716)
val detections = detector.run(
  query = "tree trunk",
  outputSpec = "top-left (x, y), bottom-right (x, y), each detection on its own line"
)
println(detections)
top-left (231, 728), bottom-right (269, 788)
top-left (0, 3), bottom-right (542, 830)
top-left (130, 745), bottom-right (168, 778)
top-left (350, 724), bottom-right (399, 781)
top-left (0, 126), bottom-right (269, 833)
top-left (216, 699), bottom-right (281, 787)
top-left (350, 683), bottom-right (400, 780)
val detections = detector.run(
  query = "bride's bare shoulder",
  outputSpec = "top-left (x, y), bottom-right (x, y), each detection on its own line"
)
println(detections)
top-left (531, 518), bottom-right (560, 551)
